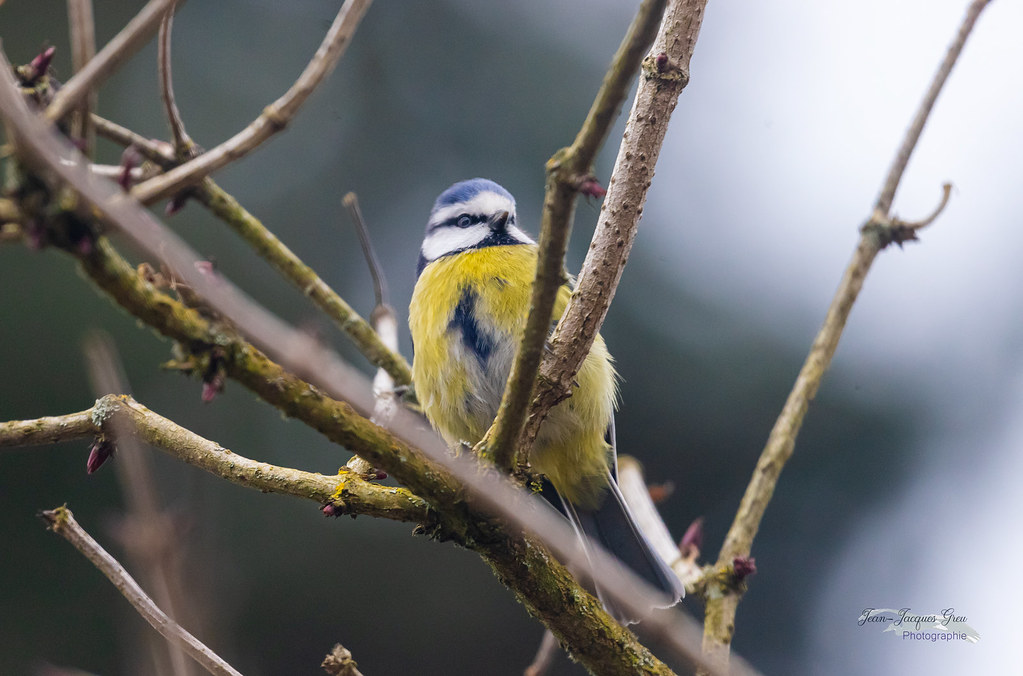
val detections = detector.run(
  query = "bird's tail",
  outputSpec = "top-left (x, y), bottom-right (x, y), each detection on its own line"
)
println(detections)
top-left (561, 471), bottom-right (684, 624)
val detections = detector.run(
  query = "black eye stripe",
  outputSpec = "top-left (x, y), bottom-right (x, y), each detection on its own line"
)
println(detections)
top-left (443, 213), bottom-right (486, 228)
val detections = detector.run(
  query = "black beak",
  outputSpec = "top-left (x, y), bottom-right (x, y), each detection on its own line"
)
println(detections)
top-left (489, 210), bottom-right (510, 233)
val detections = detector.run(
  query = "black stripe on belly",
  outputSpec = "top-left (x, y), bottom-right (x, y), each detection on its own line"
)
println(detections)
top-left (448, 289), bottom-right (494, 367)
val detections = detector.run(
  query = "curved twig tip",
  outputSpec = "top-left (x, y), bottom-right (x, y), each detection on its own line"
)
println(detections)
top-left (865, 182), bottom-right (954, 248)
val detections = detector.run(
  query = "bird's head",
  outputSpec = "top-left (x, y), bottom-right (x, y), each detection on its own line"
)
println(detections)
top-left (417, 178), bottom-right (534, 276)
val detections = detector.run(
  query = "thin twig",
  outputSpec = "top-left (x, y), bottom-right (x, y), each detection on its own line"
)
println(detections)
top-left (479, 0), bottom-right (671, 473)
top-left (84, 331), bottom-right (195, 676)
top-left (67, 0), bottom-right (97, 154)
top-left (131, 0), bottom-right (372, 205)
top-left (1, 53), bottom-right (382, 420)
top-left (884, 182), bottom-right (954, 230)
top-left (703, 1), bottom-right (992, 667)
top-left (47, 0), bottom-right (179, 123)
top-left (344, 192), bottom-right (388, 308)
top-left (522, 0), bottom-right (707, 456)
top-left (874, 0), bottom-right (991, 215)
top-left (343, 191), bottom-right (401, 477)
top-left (90, 163), bottom-right (151, 181)
top-left (91, 113), bottom-right (176, 166)
top-left (157, 2), bottom-right (196, 156)
top-left (38, 505), bottom-right (244, 676)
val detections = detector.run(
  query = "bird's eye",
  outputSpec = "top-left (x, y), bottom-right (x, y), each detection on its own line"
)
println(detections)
top-left (456, 215), bottom-right (473, 228)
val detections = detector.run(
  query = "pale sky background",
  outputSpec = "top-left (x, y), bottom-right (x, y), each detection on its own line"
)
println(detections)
top-left (647, 0), bottom-right (1022, 671)
top-left (485, 0), bottom-right (1023, 671)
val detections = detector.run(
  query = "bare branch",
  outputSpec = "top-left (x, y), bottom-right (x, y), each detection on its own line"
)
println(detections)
top-left (87, 114), bottom-right (411, 382)
top-left (0, 409), bottom-right (95, 447)
top-left (39, 505), bottom-right (244, 676)
top-left (891, 182), bottom-right (954, 230)
top-left (91, 113), bottom-right (176, 166)
top-left (523, 0), bottom-right (707, 456)
top-left (131, 0), bottom-right (373, 205)
top-left (343, 191), bottom-right (402, 477)
top-left (66, 0), bottom-right (97, 154)
top-left (703, 1), bottom-right (993, 666)
top-left (344, 192), bottom-right (388, 308)
top-left (480, 0), bottom-right (672, 473)
top-left (90, 163), bottom-right (153, 181)
top-left (157, 2), bottom-right (196, 156)
top-left (0, 395), bottom-right (431, 523)
top-left (874, 0), bottom-right (992, 215)
top-left (1, 44), bottom-right (749, 675)
top-left (1, 51), bottom-right (383, 422)
top-left (47, 0), bottom-right (179, 123)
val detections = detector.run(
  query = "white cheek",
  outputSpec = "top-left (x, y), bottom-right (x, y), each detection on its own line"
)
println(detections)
top-left (507, 225), bottom-right (535, 244)
top-left (421, 225), bottom-right (490, 261)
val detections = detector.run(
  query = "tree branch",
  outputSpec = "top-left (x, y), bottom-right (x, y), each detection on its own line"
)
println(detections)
top-left (3, 395), bottom-right (431, 523)
top-left (874, 0), bottom-right (991, 215)
top-left (66, 0), bottom-right (97, 154)
top-left (92, 113), bottom-right (176, 167)
top-left (157, 3), bottom-right (197, 157)
top-left (523, 0), bottom-right (707, 453)
top-left (480, 0), bottom-right (671, 472)
top-left (46, 0), bottom-right (178, 123)
top-left (702, 0), bottom-right (992, 666)
top-left (87, 114), bottom-right (412, 383)
top-left (69, 237), bottom-right (715, 673)
top-left (342, 191), bottom-right (404, 477)
top-left (2, 43), bottom-right (743, 675)
top-left (130, 0), bottom-right (372, 205)
top-left (0, 410), bottom-right (95, 447)
top-left (39, 505), bottom-right (244, 676)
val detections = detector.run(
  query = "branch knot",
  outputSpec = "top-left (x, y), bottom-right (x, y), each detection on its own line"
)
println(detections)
top-left (642, 52), bottom-right (689, 86)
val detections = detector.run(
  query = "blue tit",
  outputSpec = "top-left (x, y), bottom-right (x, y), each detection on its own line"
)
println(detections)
top-left (409, 178), bottom-right (683, 620)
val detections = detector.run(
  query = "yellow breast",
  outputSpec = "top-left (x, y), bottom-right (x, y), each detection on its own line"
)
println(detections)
top-left (409, 244), bottom-right (618, 506)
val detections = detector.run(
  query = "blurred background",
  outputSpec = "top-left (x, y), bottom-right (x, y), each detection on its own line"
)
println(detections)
top-left (2, 0), bottom-right (1021, 673)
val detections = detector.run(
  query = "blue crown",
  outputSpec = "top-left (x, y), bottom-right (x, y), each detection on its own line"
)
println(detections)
top-left (432, 178), bottom-right (514, 212)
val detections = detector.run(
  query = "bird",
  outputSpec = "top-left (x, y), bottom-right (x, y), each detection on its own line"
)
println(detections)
top-left (408, 178), bottom-right (683, 622)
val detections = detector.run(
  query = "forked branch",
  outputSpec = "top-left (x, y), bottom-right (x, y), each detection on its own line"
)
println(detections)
top-left (480, 0), bottom-right (672, 473)
top-left (525, 0), bottom-right (707, 446)
top-left (131, 0), bottom-right (372, 205)
top-left (47, 0), bottom-right (178, 123)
